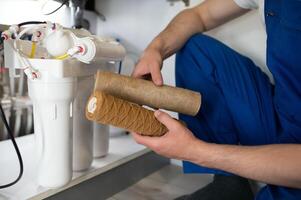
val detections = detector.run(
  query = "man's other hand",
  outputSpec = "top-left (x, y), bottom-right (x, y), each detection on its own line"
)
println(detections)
top-left (132, 48), bottom-right (164, 86)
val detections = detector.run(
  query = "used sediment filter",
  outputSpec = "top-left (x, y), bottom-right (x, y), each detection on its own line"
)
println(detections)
top-left (86, 91), bottom-right (168, 137)
top-left (94, 71), bottom-right (202, 116)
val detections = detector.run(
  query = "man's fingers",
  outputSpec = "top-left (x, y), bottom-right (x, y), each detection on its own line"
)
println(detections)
top-left (131, 132), bottom-right (146, 144)
top-left (131, 132), bottom-right (159, 148)
top-left (154, 110), bottom-right (179, 131)
top-left (141, 74), bottom-right (152, 81)
top-left (131, 66), bottom-right (144, 78)
top-left (150, 65), bottom-right (163, 86)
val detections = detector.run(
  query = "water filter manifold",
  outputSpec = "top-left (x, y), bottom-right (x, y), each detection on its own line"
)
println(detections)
top-left (2, 21), bottom-right (126, 79)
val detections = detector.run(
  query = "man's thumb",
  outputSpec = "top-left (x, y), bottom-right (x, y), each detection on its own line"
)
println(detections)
top-left (154, 110), bottom-right (178, 130)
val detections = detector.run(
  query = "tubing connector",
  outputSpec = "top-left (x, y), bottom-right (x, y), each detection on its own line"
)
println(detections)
top-left (67, 46), bottom-right (84, 57)
top-left (24, 67), bottom-right (40, 80)
top-left (1, 25), bottom-right (19, 40)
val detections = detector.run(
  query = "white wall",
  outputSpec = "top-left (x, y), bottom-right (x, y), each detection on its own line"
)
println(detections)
top-left (95, 0), bottom-right (188, 87)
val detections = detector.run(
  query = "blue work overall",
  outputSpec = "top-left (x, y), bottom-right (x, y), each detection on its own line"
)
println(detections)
top-left (175, 0), bottom-right (301, 199)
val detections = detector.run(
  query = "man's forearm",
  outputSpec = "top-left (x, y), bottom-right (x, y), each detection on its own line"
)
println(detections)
top-left (148, 8), bottom-right (206, 59)
top-left (147, 0), bottom-right (248, 59)
top-left (192, 141), bottom-right (301, 189)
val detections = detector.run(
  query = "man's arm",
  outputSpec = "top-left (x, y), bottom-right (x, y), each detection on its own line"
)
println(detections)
top-left (132, 111), bottom-right (301, 189)
top-left (132, 0), bottom-right (249, 85)
top-left (151, 0), bottom-right (248, 59)
top-left (195, 142), bottom-right (301, 189)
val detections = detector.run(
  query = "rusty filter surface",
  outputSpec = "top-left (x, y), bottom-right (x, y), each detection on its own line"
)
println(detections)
top-left (86, 91), bottom-right (168, 137)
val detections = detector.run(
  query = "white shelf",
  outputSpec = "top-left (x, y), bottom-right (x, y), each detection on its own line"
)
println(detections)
top-left (0, 134), bottom-right (149, 200)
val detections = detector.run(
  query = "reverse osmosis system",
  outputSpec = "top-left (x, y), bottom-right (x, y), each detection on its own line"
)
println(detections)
top-left (0, 21), bottom-right (126, 188)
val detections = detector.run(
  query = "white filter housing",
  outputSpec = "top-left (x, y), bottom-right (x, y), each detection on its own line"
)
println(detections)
top-left (72, 76), bottom-right (94, 171)
top-left (4, 35), bottom-right (126, 188)
top-left (29, 76), bottom-right (76, 188)
top-left (93, 124), bottom-right (109, 158)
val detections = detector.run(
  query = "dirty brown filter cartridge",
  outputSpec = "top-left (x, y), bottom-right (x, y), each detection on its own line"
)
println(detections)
top-left (94, 71), bottom-right (201, 116)
top-left (86, 91), bottom-right (168, 136)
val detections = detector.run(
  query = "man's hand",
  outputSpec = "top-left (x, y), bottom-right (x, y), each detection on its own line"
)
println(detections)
top-left (132, 48), bottom-right (164, 86)
top-left (132, 110), bottom-right (206, 161)
top-left (132, 0), bottom-right (248, 87)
